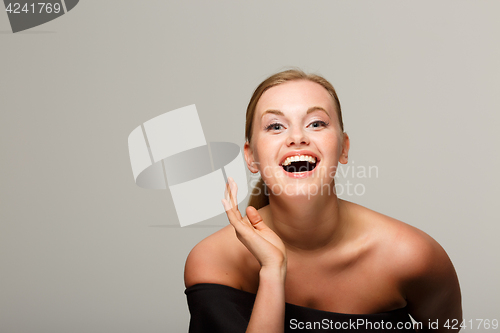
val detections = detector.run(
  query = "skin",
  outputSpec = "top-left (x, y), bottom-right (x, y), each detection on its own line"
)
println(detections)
top-left (184, 80), bottom-right (462, 332)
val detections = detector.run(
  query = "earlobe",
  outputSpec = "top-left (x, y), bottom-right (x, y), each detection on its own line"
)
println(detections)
top-left (339, 132), bottom-right (350, 164)
top-left (244, 142), bottom-right (259, 173)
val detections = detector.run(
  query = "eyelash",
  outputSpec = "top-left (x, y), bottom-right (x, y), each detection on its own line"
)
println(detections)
top-left (309, 120), bottom-right (329, 128)
top-left (265, 122), bottom-right (284, 131)
top-left (264, 121), bottom-right (329, 132)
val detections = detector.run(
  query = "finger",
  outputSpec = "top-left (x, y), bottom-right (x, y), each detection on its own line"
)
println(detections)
top-left (222, 199), bottom-right (242, 226)
top-left (246, 206), bottom-right (267, 231)
top-left (224, 181), bottom-right (231, 204)
top-left (227, 177), bottom-right (242, 220)
top-left (221, 198), bottom-right (230, 212)
top-left (224, 182), bottom-right (239, 218)
top-left (227, 177), bottom-right (237, 207)
top-left (223, 199), bottom-right (257, 243)
top-left (224, 180), bottom-right (233, 207)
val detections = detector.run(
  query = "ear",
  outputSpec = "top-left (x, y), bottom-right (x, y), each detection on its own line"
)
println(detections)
top-left (339, 132), bottom-right (350, 164)
top-left (244, 141), bottom-right (259, 173)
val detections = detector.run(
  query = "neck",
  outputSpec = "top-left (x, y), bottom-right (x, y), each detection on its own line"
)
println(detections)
top-left (266, 193), bottom-right (348, 252)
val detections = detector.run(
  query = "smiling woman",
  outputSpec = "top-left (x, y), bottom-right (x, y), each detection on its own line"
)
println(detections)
top-left (244, 70), bottom-right (345, 210)
top-left (184, 69), bottom-right (462, 333)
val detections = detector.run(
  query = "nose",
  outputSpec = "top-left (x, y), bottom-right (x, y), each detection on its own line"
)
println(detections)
top-left (286, 127), bottom-right (309, 147)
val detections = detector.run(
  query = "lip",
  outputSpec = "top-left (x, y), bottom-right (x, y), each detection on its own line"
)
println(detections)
top-left (279, 150), bottom-right (320, 166)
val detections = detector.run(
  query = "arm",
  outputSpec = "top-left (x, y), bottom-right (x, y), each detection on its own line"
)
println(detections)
top-left (401, 233), bottom-right (462, 333)
top-left (247, 265), bottom-right (286, 332)
top-left (222, 177), bottom-right (287, 333)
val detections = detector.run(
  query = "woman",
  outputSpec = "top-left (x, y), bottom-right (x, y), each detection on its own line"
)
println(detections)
top-left (184, 69), bottom-right (462, 332)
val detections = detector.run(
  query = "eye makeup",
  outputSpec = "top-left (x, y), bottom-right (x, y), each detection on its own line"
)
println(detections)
top-left (264, 122), bottom-right (285, 131)
top-left (260, 109), bottom-right (331, 133)
top-left (308, 120), bottom-right (330, 128)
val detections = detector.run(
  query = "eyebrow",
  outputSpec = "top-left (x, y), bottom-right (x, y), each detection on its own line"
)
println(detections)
top-left (261, 106), bottom-right (331, 119)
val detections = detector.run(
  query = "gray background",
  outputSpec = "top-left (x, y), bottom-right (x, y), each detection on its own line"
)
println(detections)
top-left (1, 1), bottom-right (499, 332)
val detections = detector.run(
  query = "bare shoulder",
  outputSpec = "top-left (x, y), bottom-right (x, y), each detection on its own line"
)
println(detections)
top-left (347, 201), bottom-right (462, 322)
top-left (184, 225), bottom-right (239, 288)
top-left (346, 201), bottom-right (454, 281)
top-left (184, 221), bottom-right (260, 290)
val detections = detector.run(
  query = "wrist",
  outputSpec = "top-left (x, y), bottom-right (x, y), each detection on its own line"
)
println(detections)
top-left (260, 264), bottom-right (287, 284)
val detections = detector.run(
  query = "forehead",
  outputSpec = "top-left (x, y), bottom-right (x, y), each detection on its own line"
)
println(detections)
top-left (256, 80), bottom-right (335, 116)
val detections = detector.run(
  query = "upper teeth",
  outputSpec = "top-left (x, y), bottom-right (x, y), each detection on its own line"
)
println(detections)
top-left (281, 155), bottom-right (317, 166)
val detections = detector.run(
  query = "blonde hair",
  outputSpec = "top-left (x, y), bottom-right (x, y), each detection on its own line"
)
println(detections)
top-left (246, 69), bottom-right (344, 210)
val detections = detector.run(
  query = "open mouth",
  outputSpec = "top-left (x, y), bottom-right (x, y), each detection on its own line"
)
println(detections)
top-left (281, 155), bottom-right (318, 173)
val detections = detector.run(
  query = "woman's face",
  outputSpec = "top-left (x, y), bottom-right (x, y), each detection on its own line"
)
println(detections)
top-left (244, 79), bottom-right (349, 199)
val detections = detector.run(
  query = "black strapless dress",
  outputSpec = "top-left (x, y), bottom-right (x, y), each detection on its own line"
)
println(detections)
top-left (185, 283), bottom-right (416, 332)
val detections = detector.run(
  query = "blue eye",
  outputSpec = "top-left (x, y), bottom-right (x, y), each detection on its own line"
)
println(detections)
top-left (265, 123), bottom-right (284, 131)
top-left (309, 120), bottom-right (329, 128)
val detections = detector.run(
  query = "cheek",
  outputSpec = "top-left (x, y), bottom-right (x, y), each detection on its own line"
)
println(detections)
top-left (250, 143), bottom-right (265, 167)
top-left (318, 133), bottom-right (341, 154)
top-left (252, 143), bottom-right (284, 178)
top-left (253, 137), bottom-right (277, 161)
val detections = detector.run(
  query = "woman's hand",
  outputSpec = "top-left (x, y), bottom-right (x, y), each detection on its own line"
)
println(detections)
top-left (222, 177), bottom-right (287, 272)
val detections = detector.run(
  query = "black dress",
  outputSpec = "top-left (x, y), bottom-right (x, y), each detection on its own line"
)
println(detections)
top-left (185, 283), bottom-right (417, 332)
